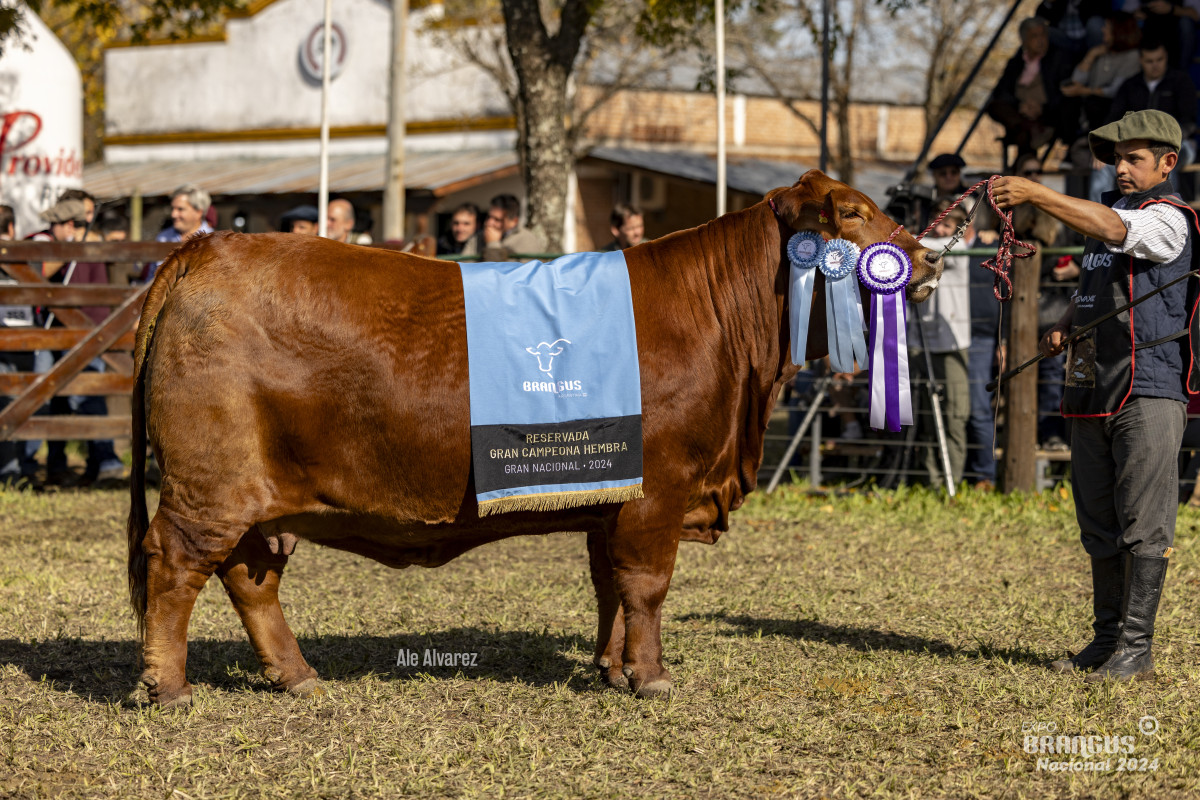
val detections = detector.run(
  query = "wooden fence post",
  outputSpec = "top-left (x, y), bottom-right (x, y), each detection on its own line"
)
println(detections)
top-left (1002, 249), bottom-right (1040, 492)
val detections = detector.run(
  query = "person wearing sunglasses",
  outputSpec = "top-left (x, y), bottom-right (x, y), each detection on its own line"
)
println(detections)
top-left (916, 153), bottom-right (971, 230)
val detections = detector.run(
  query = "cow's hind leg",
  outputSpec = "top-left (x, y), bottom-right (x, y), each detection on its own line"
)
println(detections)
top-left (215, 529), bottom-right (321, 697)
top-left (140, 510), bottom-right (239, 709)
top-left (587, 530), bottom-right (628, 689)
top-left (609, 509), bottom-right (682, 698)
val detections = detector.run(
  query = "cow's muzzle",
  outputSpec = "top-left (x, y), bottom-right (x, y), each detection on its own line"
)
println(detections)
top-left (906, 248), bottom-right (943, 303)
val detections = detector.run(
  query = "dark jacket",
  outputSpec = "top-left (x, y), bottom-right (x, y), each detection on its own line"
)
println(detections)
top-left (991, 46), bottom-right (1076, 133)
top-left (1065, 183), bottom-right (1197, 415)
top-left (1109, 70), bottom-right (1198, 138)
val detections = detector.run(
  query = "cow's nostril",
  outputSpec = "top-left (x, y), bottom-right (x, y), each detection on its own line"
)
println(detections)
top-left (924, 250), bottom-right (942, 269)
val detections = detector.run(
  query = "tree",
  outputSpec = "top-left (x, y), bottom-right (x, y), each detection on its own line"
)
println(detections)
top-left (0, 1), bottom-right (243, 55)
top-left (429, 0), bottom-right (686, 250)
top-left (721, 0), bottom-right (883, 186)
top-left (901, 0), bottom-right (1017, 151)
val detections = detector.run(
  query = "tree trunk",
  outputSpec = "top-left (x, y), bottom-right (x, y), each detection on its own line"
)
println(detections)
top-left (500, 0), bottom-right (594, 252)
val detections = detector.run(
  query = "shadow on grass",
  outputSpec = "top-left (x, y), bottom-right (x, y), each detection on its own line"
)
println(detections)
top-left (678, 612), bottom-right (1048, 667)
top-left (0, 627), bottom-right (595, 705)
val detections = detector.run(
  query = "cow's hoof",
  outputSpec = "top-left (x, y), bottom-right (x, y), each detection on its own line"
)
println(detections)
top-left (286, 677), bottom-right (326, 698)
top-left (142, 672), bottom-right (193, 709)
top-left (623, 666), bottom-right (672, 698)
top-left (595, 656), bottom-right (629, 689)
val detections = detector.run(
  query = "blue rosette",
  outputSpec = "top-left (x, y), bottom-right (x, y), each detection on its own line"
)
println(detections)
top-left (786, 231), bottom-right (825, 365)
top-left (820, 238), bottom-right (866, 373)
top-left (857, 242), bottom-right (915, 432)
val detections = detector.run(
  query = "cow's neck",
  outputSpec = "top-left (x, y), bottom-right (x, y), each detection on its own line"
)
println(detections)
top-left (654, 203), bottom-right (805, 500)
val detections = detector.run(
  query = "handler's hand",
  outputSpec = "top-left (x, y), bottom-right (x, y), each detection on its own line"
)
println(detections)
top-left (990, 176), bottom-right (1038, 211)
top-left (1040, 323), bottom-right (1070, 358)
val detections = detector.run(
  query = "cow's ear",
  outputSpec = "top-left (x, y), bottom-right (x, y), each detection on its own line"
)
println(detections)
top-left (767, 186), bottom-right (807, 230)
top-left (526, 347), bottom-right (538, 355)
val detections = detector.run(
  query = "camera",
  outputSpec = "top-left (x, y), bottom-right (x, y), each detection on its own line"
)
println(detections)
top-left (884, 182), bottom-right (936, 233)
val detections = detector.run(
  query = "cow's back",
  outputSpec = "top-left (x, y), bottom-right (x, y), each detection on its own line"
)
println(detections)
top-left (145, 233), bottom-right (475, 527)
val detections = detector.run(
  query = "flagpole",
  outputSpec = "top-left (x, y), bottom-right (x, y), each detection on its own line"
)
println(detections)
top-left (317, 0), bottom-right (333, 237)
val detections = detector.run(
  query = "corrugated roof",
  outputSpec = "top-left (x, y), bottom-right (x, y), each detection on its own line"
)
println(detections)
top-left (585, 146), bottom-right (901, 207)
top-left (586, 146), bottom-right (804, 196)
top-left (83, 149), bottom-right (520, 200)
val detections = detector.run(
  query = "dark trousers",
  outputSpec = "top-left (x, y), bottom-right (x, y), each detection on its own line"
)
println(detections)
top-left (44, 355), bottom-right (119, 478)
top-left (1037, 352), bottom-right (1066, 443)
top-left (1071, 397), bottom-right (1186, 559)
top-left (965, 334), bottom-right (997, 482)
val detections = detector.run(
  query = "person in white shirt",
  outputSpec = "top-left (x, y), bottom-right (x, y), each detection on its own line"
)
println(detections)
top-left (911, 199), bottom-right (974, 487)
top-left (993, 109), bottom-right (1192, 683)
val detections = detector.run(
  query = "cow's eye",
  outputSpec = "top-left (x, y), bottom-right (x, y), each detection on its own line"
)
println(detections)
top-left (840, 208), bottom-right (861, 220)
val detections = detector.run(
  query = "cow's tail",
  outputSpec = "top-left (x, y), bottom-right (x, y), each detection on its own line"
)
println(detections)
top-left (127, 244), bottom-right (193, 640)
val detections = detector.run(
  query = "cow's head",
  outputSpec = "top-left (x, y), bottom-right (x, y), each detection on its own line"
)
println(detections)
top-left (526, 338), bottom-right (570, 379)
top-left (767, 170), bottom-right (943, 302)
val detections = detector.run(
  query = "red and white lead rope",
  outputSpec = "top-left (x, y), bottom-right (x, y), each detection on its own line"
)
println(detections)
top-left (887, 175), bottom-right (1038, 303)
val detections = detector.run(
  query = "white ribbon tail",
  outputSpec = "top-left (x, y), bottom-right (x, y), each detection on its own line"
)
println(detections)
top-left (789, 264), bottom-right (816, 366)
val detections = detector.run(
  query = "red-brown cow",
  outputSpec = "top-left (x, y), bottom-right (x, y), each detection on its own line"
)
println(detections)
top-left (128, 170), bottom-right (942, 708)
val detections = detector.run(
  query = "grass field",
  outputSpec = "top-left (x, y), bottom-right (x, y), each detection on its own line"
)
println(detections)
top-left (2, 483), bottom-right (1199, 798)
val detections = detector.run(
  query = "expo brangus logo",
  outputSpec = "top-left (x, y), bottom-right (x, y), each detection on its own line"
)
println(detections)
top-left (0, 111), bottom-right (82, 181)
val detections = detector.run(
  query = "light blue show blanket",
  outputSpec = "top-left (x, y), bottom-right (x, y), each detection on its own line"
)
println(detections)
top-left (459, 251), bottom-right (644, 515)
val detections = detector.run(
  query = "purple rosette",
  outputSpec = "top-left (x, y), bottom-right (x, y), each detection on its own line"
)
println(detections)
top-left (857, 242), bottom-right (914, 432)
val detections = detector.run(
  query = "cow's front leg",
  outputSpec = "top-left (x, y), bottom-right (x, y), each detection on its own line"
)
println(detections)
top-left (587, 530), bottom-right (627, 689)
top-left (216, 528), bottom-right (321, 697)
top-left (609, 510), bottom-right (681, 698)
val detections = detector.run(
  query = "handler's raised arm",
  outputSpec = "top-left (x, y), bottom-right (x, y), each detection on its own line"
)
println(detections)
top-left (992, 176), bottom-right (1129, 248)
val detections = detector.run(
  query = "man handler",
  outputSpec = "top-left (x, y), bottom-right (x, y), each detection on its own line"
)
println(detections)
top-left (993, 109), bottom-right (1198, 682)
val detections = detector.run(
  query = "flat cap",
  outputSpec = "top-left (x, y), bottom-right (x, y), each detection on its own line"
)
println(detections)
top-left (281, 204), bottom-right (319, 224)
top-left (929, 153), bottom-right (966, 171)
top-left (1089, 110), bottom-right (1183, 165)
top-left (39, 198), bottom-right (88, 224)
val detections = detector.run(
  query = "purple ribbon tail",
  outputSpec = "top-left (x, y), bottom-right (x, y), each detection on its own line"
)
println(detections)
top-left (868, 293), bottom-right (913, 432)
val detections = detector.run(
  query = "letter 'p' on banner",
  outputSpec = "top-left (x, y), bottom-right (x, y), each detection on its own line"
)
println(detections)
top-left (0, 6), bottom-right (84, 238)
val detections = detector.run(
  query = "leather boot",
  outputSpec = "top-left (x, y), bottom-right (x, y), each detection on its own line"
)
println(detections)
top-left (1085, 554), bottom-right (1169, 683)
top-left (1050, 555), bottom-right (1123, 673)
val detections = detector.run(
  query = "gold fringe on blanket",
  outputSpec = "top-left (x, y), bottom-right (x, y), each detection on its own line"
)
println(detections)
top-left (477, 484), bottom-right (644, 516)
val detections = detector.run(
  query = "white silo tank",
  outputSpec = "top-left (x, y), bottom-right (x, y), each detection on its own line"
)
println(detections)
top-left (0, 3), bottom-right (83, 238)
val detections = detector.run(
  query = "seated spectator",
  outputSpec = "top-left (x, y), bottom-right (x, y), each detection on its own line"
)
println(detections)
top-left (281, 205), bottom-right (320, 234)
top-left (601, 203), bottom-right (646, 251)
top-left (1137, 0), bottom-right (1198, 68)
top-left (1089, 39), bottom-right (1198, 201)
top-left (1060, 11), bottom-right (1142, 153)
top-left (1037, 0), bottom-right (1111, 60)
top-left (437, 203), bottom-right (482, 257)
top-left (987, 17), bottom-right (1077, 163)
top-left (482, 194), bottom-right (545, 262)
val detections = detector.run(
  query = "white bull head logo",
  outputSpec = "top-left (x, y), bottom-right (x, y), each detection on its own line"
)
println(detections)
top-left (525, 338), bottom-right (571, 379)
